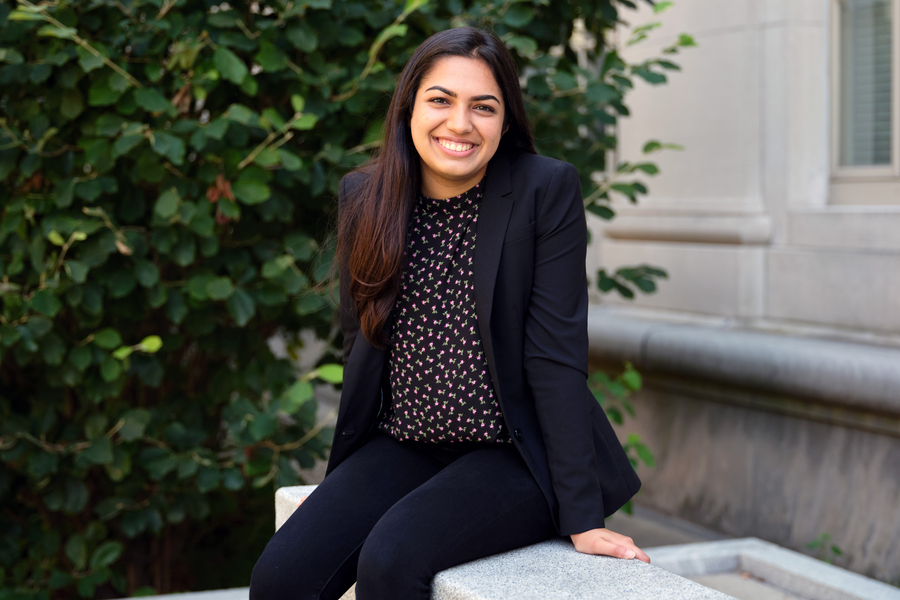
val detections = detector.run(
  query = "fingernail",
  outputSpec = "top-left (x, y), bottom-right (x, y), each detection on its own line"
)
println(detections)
top-left (625, 550), bottom-right (636, 559)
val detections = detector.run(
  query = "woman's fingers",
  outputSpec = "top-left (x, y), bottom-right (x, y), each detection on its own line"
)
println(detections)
top-left (570, 528), bottom-right (651, 564)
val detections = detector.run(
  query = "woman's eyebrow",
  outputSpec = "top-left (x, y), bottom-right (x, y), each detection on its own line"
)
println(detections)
top-left (425, 85), bottom-right (500, 104)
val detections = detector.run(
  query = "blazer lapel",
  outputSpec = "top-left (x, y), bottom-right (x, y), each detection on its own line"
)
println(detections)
top-left (474, 154), bottom-right (514, 384)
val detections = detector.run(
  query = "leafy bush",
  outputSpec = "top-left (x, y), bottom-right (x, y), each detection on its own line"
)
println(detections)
top-left (0, 0), bottom-right (690, 597)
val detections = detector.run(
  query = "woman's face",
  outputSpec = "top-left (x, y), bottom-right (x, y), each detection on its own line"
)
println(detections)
top-left (410, 55), bottom-right (506, 199)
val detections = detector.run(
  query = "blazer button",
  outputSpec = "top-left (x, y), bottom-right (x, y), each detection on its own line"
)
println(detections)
top-left (514, 429), bottom-right (524, 443)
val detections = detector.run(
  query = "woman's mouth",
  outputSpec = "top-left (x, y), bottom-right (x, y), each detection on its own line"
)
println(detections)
top-left (435, 137), bottom-right (477, 154)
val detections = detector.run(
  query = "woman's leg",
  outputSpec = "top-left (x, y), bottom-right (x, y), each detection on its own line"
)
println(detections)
top-left (355, 443), bottom-right (559, 600)
top-left (249, 432), bottom-right (444, 600)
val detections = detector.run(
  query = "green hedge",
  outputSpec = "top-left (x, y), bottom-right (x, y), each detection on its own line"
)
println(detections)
top-left (0, 0), bottom-right (690, 597)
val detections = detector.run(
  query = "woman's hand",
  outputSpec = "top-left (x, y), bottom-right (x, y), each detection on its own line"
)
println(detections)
top-left (570, 528), bottom-right (650, 563)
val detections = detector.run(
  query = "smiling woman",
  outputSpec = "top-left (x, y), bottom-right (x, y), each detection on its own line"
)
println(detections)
top-left (249, 27), bottom-right (645, 600)
top-left (410, 56), bottom-right (506, 198)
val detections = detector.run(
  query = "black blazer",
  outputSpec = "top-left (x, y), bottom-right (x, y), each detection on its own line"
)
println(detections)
top-left (326, 152), bottom-right (641, 535)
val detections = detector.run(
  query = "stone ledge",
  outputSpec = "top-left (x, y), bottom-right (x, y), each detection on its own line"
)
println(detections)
top-left (587, 307), bottom-right (900, 419)
top-left (602, 214), bottom-right (773, 245)
top-left (647, 538), bottom-right (900, 600)
top-left (275, 486), bottom-right (735, 600)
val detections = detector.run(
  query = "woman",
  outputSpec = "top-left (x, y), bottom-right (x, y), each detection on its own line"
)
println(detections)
top-left (250, 26), bottom-right (648, 600)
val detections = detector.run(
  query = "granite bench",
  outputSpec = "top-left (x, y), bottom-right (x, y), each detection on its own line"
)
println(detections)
top-left (275, 485), bottom-right (735, 600)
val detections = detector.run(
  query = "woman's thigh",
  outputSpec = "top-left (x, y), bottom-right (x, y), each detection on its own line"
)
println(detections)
top-left (355, 443), bottom-right (559, 600)
top-left (249, 433), bottom-right (444, 600)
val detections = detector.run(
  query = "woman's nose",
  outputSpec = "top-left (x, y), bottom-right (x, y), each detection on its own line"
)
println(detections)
top-left (446, 106), bottom-right (472, 134)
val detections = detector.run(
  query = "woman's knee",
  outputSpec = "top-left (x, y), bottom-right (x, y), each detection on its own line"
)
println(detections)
top-left (249, 548), bottom-right (285, 600)
top-left (356, 527), bottom-right (434, 599)
top-left (249, 539), bottom-right (332, 600)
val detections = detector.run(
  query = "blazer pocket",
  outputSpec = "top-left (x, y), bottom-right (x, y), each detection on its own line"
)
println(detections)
top-left (504, 222), bottom-right (535, 244)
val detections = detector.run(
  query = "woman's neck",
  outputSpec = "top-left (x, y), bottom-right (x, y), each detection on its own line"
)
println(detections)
top-left (419, 165), bottom-right (488, 199)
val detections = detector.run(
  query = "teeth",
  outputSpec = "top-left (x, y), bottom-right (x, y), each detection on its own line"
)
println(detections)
top-left (438, 138), bottom-right (474, 152)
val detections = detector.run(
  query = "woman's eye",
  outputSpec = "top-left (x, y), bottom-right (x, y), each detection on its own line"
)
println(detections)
top-left (475, 105), bottom-right (496, 113)
top-left (430, 97), bottom-right (450, 105)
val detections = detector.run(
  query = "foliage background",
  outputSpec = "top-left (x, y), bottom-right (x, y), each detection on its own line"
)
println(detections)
top-left (0, 0), bottom-right (690, 597)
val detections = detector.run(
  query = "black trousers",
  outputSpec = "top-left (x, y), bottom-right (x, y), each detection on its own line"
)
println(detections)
top-left (249, 431), bottom-right (559, 599)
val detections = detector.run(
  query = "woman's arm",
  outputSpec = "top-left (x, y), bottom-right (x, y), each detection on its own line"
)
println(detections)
top-left (523, 161), bottom-right (647, 561)
top-left (337, 174), bottom-right (362, 366)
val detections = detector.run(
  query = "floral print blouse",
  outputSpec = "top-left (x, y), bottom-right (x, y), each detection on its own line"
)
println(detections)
top-left (378, 180), bottom-right (510, 444)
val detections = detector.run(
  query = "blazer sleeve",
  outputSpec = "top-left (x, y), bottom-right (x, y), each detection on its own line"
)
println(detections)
top-left (338, 175), bottom-right (362, 366)
top-left (523, 162), bottom-right (607, 535)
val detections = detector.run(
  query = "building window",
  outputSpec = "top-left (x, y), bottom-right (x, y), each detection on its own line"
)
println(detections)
top-left (839, 0), bottom-right (893, 167)
top-left (831, 0), bottom-right (900, 203)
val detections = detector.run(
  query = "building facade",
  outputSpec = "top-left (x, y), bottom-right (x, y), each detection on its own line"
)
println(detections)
top-left (588, 0), bottom-right (900, 583)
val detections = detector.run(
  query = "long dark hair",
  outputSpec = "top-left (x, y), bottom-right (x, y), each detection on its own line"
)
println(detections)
top-left (338, 26), bottom-right (536, 348)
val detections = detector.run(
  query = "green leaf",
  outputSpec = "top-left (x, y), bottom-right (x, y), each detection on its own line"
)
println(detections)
top-left (254, 41), bottom-right (288, 72)
top-left (90, 541), bottom-right (123, 569)
top-left (226, 103), bottom-right (257, 125)
top-left (93, 327), bottom-right (122, 350)
top-left (105, 447), bottom-right (132, 482)
top-left (636, 443), bottom-right (655, 467)
top-left (151, 130), bottom-right (186, 165)
top-left (82, 436), bottom-right (114, 464)
top-left (166, 290), bottom-right (188, 324)
top-left (0, 48), bottom-right (25, 64)
top-left (135, 87), bottom-right (170, 112)
top-left (622, 369), bottom-right (642, 392)
top-left (278, 149), bottom-right (302, 171)
top-left (503, 4), bottom-right (534, 27)
top-left (66, 260), bottom-right (89, 283)
top-left (286, 23), bottom-right (318, 53)
top-left (100, 356), bottom-right (122, 381)
top-left (587, 82), bottom-right (619, 104)
top-left (31, 290), bottom-right (62, 317)
top-left (65, 534), bottom-right (88, 570)
top-left (249, 412), bottom-right (277, 441)
top-left (506, 35), bottom-right (537, 57)
top-left (232, 179), bottom-right (271, 205)
top-left (119, 409), bottom-right (152, 441)
top-left (634, 163), bottom-right (659, 176)
top-left (8, 10), bottom-right (46, 20)
top-left (28, 452), bottom-right (59, 479)
top-left (135, 260), bottom-right (160, 287)
top-left (291, 114), bottom-right (318, 131)
top-left (226, 289), bottom-right (256, 326)
top-left (138, 335), bottom-right (163, 353)
top-left (654, 0), bottom-right (674, 13)
top-left (63, 479), bottom-right (89, 513)
top-left (89, 77), bottom-right (124, 106)
top-left (38, 24), bottom-right (77, 38)
top-left (60, 89), bottom-right (84, 120)
top-left (40, 333), bottom-right (65, 365)
top-left (315, 364), bottom-right (343, 384)
top-left (85, 414), bottom-right (109, 440)
top-left (112, 346), bottom-right (134, 359)
top-left (112, 133), bottom-right (145, 158)
top-left (214, 46), bottom-right (248, 84)
top-left (254, 147), bottom-right (281, 167)
top-left (154, 188), bottom-right (180, 219)
top-left (69, 346), bottom-right (92, 371)
top-left (207, 277), bottom-right (234, 300)
top-left (279, 381), bottom-right (313, 414)
top-left (48, 569), bottom-right (73, 589)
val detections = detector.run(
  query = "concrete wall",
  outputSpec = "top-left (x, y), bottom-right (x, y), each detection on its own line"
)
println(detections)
top-left (590, 0), bottom-right (900, 343)
top-left (588, 0), bottom-right (900, 585)
top-left (588, 309), bottom-right (900, 584)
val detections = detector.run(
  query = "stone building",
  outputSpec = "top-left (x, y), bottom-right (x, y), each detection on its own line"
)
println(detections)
top-left (588, 0), bottom-right (900, 584)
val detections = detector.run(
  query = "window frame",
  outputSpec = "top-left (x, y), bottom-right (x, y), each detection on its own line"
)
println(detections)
top-left (830, 0), bottom-right (900, 182)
